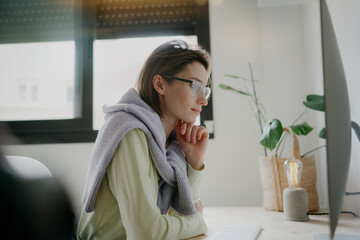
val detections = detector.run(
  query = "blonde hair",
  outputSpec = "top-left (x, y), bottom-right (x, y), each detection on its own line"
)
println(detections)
top-left (136, 40), bottom-right (211, 117)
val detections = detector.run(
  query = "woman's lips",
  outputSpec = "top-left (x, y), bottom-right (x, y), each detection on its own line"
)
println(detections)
top-left (191, 108), bottom-right (201, 114)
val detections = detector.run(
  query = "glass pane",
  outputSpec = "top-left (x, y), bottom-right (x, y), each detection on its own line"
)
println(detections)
top-left (93, 35), bottom-right (199, 130)
top-left (0, 41), bottom-right (75, 121)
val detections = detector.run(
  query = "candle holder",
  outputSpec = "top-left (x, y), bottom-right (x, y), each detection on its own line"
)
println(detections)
top-left (283, 158), bottom-right (309, 221)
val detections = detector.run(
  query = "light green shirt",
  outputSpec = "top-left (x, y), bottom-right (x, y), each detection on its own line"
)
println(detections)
top-left (77, 128), bottom-right (207, 240)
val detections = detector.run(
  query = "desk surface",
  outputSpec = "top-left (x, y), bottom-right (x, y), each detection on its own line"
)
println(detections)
top-left (189, 207), bottom-right (360, 240)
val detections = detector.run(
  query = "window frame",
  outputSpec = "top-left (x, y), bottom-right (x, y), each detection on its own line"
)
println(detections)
top-left (2, 0), bottom-right (213, 144)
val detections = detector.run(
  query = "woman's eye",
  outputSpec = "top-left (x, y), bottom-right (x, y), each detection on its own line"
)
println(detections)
top-left (195, 83), bottom-right (203, 93)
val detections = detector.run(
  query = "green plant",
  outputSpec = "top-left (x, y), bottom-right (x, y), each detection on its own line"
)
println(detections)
top-left (219, 63), bottom-right (326, 158)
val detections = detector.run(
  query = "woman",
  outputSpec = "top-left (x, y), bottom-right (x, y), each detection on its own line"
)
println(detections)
top-left (77, 40), bottom-right (211, 240)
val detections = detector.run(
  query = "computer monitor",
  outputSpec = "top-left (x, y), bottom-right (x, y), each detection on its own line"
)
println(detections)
top-left (319, 0), bottom-right (360, 239)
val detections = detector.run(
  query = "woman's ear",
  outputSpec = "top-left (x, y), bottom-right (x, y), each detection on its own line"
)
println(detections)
top-left (153, 75), bottom-right (166, 95)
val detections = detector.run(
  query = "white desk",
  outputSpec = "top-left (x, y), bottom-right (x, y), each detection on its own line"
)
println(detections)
top-left (189, 207), bottom-right (360, 239)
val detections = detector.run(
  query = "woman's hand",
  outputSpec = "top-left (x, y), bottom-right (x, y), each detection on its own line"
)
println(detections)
top-left (175, 120), bottom-right (209, 170)
top-left (194, 200), bottom-right (204, 215)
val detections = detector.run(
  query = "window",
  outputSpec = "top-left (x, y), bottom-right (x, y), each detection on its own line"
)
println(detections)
top-left (0, 41), bottom-right (75, 121)
top-left (1, 0), bottom-right (212, 144)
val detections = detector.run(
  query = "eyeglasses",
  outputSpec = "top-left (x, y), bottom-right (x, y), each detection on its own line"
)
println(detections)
top-left (162, 76), bottom-right (211, 100)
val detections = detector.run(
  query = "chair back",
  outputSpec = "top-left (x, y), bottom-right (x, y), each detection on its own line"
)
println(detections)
top-left (5, 155), bottom-right (52, 179)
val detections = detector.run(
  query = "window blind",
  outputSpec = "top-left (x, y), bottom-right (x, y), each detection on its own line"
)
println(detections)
top-left (0, 0), bottom-right (206, 42)
top-left (95, 0), bottom-right (201, 39)
top-left (0, 0), bottom-right (75, 43)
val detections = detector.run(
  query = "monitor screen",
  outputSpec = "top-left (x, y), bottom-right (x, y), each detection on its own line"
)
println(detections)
top-left (320, 0), bottom-right (359, 239)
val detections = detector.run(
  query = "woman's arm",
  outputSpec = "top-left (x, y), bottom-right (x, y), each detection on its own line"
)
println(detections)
top-left (107, 129), bottom-right (207, 240)
top-left (187, 162), bottom-right (204, 205)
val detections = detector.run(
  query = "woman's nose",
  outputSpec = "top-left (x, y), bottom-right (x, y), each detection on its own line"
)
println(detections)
top-left (197, 92), bottom-right (208, 106)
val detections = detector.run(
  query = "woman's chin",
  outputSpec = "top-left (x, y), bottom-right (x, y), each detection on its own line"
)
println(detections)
top-left (178, 116), bottom-right (196, 124)
top-left (185, 118), bottom-right (197, 124)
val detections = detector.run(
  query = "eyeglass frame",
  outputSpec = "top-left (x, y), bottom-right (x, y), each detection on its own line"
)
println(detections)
top-left (161, 75), bottom-right (212, 100)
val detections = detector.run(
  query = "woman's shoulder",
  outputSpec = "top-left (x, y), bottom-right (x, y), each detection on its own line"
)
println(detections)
top-left (111, 128), bottom-right (150, 167)
top-left (123, 128), bottom-right (147, 142)
top-left (111, 128), bottom-right (156, 179)
top-left (116, 128), bottom-right (150, 155)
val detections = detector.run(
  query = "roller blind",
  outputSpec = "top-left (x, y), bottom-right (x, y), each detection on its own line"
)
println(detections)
top-left (0, 0), bottom-right (205, 42)
top-left (0, 0), bottom-right (76, 43)
top-left (95, 0), bottom-right (201, 39)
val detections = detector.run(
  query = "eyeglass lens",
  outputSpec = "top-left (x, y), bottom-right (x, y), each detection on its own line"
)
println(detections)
top-left (192, 81), bottom-right (211, 100)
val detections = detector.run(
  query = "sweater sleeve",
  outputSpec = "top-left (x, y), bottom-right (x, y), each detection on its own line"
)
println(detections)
top-left (187, 163), bottom-right (205, 204)
top-left (107, 129), bottom-right (207, 240)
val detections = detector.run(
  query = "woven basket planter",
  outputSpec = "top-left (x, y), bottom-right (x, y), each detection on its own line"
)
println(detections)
top-left (259, 127), bottom-right (319, 212)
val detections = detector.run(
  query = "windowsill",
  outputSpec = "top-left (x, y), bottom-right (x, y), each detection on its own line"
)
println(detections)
top-left (3, 130), bottom-right (98, 145)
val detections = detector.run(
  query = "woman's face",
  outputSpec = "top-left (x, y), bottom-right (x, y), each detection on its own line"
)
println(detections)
top-left (162, 61), bottom-right (209, 124)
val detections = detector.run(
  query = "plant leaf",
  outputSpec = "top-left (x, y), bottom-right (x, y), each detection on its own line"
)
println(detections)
top-left (319, 127), bottom-right (327, 139)
top-left (303, 94), bottom-right (325, 112)
top-left (218, 84), bottom-right (251, 96)
top-left (224, 74), bottom-right (241, 79)
top-left (259, 119), bottom-right (283, 151)
top-left (224, 74), bottom-right (260, 83)
top-left (290, 122), bottom-right (313, 136)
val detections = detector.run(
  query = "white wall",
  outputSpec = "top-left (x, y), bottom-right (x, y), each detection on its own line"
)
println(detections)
top-left (205, 0), bottom-right (316, 208)
top-left (2, 0), bottom-right (360, 220)
top-left (259, 3), bottom-right (313, 155)
top-left (204, 0), bottom-right (264, 208)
